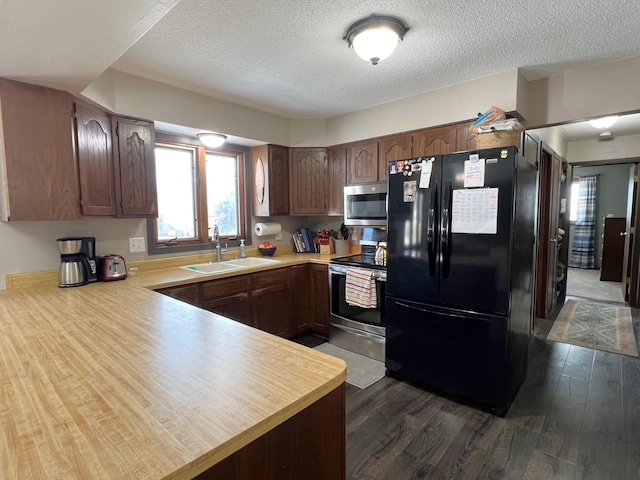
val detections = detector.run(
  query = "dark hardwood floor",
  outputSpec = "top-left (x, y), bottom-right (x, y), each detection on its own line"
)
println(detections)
top-left (309, 309), bottom-right (640, 479)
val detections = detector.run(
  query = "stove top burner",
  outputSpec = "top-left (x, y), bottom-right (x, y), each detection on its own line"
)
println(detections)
top-left (330, 254), bottom-right (386, 270)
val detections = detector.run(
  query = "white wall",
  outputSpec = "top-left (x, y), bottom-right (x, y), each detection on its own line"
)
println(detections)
top-left (324, 69), bottom-right (520, 145)
top-left (530, 126), bottom-right (568, 158)
top-left (567, 134), bottom-right (640, 163)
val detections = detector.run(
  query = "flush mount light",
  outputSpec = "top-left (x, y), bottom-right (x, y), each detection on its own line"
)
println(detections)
top-left (344, 14), bottom-right (409, 65)
top-left (589, 116), bottom-right (619, 129)
top-left (197, 132), bottom-right (227, 148)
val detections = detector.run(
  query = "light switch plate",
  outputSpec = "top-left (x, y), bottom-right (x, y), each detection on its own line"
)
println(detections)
top-left (129, 237), bottom-right (145, 253)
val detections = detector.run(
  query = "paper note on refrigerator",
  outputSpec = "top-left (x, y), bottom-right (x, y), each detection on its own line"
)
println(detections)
top-left (451, 188), bottom-right (499, 234)
top-left (464, 158), bottom-right (485, 187)
top-left (419, 160), bottom-right (432, 188)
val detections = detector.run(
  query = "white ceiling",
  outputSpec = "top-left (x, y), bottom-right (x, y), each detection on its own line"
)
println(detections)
top-left (1, 0), bottom-right (640, 138)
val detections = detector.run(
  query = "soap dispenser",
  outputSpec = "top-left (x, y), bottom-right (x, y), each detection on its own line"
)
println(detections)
top-left (239, 239), bottom-right (248, 258)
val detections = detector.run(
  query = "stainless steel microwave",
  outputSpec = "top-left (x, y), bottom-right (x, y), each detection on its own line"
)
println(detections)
top-left (344, 184), bottom-right (387, 227)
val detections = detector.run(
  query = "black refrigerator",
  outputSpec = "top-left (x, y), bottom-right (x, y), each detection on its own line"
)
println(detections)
top-left (385, 146), bottom-right (537, 416)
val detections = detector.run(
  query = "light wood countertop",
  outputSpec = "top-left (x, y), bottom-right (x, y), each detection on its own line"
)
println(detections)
top-left (0, 251), bottom-right (347, 479)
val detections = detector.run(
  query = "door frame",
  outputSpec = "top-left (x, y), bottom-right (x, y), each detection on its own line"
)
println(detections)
top-left (566, 157), bottom-right (640, 306)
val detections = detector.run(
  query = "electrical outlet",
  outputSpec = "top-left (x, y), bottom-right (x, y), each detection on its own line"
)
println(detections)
top-left (129, 237), bottom-right (145, 253)
top-left (275, 232), bottom-right (283, 241)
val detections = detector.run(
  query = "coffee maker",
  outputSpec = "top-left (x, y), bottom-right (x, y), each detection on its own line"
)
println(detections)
top-left (57, 237), bottom-right (98, 287)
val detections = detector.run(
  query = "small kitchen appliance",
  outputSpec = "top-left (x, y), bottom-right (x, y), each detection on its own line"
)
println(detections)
top-left (57, 237), bottom-right (98, 287)
top-left (98, 255), bottom-right (128, 281)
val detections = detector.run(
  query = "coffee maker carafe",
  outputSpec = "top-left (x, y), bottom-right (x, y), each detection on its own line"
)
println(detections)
top-left (57, 237), bottom-right (98, 287)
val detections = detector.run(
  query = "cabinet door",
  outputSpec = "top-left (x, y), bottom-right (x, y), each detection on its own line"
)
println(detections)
top-left (378, 134), bottom-right (411, 183)
top-left (114, 117), bottom-right (157, 217)
top-left (348, 141), bottom-right (379, 185)
top-left (291, 265), bottom-right (311, 336)
top-left (289, 148), bottom-right (327, 215)
top-left (454, 122), bottom-right (477, 153)
top-left (326, 146), bottom-right (347, 216)
top-left (251, 144), bottom-right (289, 216)
top-left (157, 283), bottom-right (202, 307)
top-left (0, 78), bottom-right (79, 221)
top-left (75, 102), bottom-right (116, 216)
top-left (202, 276), bottom-right (253, 325)
top-left (412, 126), bottom-right (454, 156)
top-left (310, 264), bottom-right (330, 337)
top-left (252, 269), bottom-right (291, 338)
top-left (204, 294), bottom-right (253, 326)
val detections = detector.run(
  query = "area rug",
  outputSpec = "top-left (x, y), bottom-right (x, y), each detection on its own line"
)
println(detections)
top-left (314, 343), bottom-right (386, 389)
top-left (547, 300), bottom-right (638, 357)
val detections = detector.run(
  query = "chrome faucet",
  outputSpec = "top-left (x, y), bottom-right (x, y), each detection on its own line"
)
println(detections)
top-left (211, 224), bottom-right (227, 262)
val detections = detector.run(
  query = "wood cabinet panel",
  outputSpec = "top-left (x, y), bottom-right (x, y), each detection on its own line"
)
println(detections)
top-left (412, 126), bottom-right (454, 156)
top-left (251, 144), bottom-right (289, 216)
top-left (289, 148), bottom-right (327, 215)
top-left (75, 101), bottom-right (116, 216)
top-left (378, 134), bottom-right (411, 183)
top-left (454, 122), bottom-right (477, 152)
top-left (0, 78), bottom-right (79, 221)
top-left (291, 264), bottom-right (311, 336)
top-left (326, 146), bottom-right (347, 216)
top-left (202, 276), bottom-right (251, 299)
top-left (252, 268), bottom-right (291, 337)
top-left (310, 264), bottom-right (330, 337)
top-left (157, 283), bottom-right (202, 307)
top-left (348, 141), bottom-right (379, 185)
top-left (113, 117), bottom-right (157, 217)
top-left (197, 384), bottom-right (345, 480)
top-left (202, 276), bottom-right (253, 326)
top-left (204, 294), bottom-right (253, 326)
top-left (601, 217), bottom-right (626, 282)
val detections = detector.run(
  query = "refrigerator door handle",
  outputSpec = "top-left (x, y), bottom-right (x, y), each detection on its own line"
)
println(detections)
top-left (441, 180), bottom-right (452, 278)
top-left (427, 184), bottom-right (437, 276)
top-left (393, 300), bottom-right (488, 321)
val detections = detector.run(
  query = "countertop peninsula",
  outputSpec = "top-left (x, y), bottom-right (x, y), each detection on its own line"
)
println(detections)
top-left (0, 250), bottom-right (348, 479)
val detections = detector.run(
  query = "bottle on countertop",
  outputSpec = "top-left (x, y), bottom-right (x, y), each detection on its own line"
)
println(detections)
top-left (239, 239), bottom-right (247, 258)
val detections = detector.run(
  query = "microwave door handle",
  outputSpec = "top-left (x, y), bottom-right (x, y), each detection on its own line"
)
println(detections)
top-left (427, 184), bottom-right (437, 277)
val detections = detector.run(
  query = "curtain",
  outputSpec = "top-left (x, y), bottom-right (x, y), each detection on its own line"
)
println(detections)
top-left (569, 176), bottom-right (597, 268)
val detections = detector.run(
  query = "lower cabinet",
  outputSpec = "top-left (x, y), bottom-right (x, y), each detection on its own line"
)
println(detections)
top-left (155, 264), bottom-right (331, 339)
top-left (252, 269), bottom-right (292, 337)
top-left (291, 264), bottom-right (311, 336)
top-left (310, 264), bottom-right (330, 337)
top-left (157, 283), bottom-right (202, 307)
top-left (202, 276), bottom-right (253, 326)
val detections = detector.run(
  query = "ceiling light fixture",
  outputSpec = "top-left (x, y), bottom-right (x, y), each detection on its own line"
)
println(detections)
top-left (197, 132), bottom-right (227, 148)
top-left (344, 14), bottom-right (409, 65)
top-left (589, 116), bottom-right (619, 129)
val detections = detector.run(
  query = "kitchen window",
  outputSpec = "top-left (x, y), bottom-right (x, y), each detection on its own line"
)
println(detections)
top-left (148, 140), bottom-right (248, 253)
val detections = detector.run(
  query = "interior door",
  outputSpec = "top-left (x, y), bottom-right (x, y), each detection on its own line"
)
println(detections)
top-left (622, 164), bottom-right (638, 302)
top-left (545, 154), bottom-right (562, 312)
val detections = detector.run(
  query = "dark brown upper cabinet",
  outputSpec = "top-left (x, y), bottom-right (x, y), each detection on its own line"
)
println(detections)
top-left (379, 133), bottom-right (412, 182)
top-left (74, 101), bottom-right (116, 216)
top-left (251, 144), bottom-right (289, 217)
top-left (0, 78), bottom-right (79, 221)
top-left (113, 117), bottom-right (158, 218)
top-left (326, 146), bottom-right (347, 216)
top-left (289, 147), bottom-right (327, 215)
top-left (347, 141), bottom-right (380, 185)
top-left (412, 126), bottom-right (455, 156)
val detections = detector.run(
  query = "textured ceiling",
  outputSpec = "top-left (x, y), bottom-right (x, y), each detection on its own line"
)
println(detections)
top-left (1, 0), bottom-right (640, 138)
top-left (111, 0), bottom-right (640, 119)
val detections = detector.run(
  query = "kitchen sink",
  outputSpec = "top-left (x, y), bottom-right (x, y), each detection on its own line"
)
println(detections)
top-left (180, 262), bottom-right (242, 275)
top-left (226, 257), bottom-right (281, 267)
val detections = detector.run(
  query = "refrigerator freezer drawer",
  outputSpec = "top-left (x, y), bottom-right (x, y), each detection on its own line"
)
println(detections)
top-left (385, 296), bottom-right (509, 414)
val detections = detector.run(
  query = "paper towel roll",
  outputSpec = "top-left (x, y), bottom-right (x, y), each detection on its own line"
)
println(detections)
top-left (255, 222), bottom-right (282, 237)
